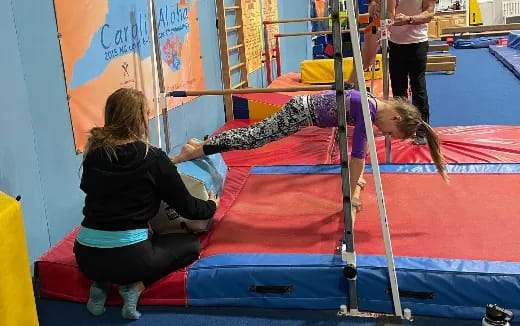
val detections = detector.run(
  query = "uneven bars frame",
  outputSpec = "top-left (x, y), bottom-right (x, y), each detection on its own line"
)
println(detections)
top-left (147, 0), bottom-right (162, 149)
top-left (381, 0), bottom-right (392, 163)
top-left (345, 0), bottom-right (403, 317)
top-left (149, 0), bottom-right (172, 153)
top-left (329, 0), bottom-right (357, 312)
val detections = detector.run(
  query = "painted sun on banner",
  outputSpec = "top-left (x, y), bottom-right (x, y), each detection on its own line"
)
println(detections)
top-left (54, 0), bottom-right (205, 152)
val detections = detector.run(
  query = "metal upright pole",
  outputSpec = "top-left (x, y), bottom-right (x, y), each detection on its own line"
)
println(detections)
top-left (344, 0), bottom-right (403, 317)
top-left (149, 0), bottom-right (172, 153)
top-left (330, 0), bottom-right (358, 312)
top-left (145, 2), bottom-right (162, 149)
top-left (381, 0), bottom-right (392, 163)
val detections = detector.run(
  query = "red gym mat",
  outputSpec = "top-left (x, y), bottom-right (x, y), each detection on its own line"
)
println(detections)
top-left (36, 166), bottom-right (251, 305)
top-left (215, 122), bottom-right (520, 166)
top-left (202, 171), bottom-right (520, 262)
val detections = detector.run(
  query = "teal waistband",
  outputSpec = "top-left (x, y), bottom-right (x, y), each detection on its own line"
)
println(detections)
top-left (76, 226), bottom-right (149, 248)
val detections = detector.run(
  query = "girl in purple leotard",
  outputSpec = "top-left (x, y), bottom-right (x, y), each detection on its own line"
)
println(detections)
top-left (172, 89), bottom-right (448, 210)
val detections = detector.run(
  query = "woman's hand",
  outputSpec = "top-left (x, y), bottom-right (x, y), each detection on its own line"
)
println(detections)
top-left (208, 190), bottom-right (220, 208)
top-left (392, 13), bottom-right (410, 26)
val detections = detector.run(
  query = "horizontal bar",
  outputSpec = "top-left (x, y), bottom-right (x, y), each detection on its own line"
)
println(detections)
top-left (263, 13), bottom-right (368, 25)
top-left (443, 23), bottom-right (520, 34)
top-left (166, 84), bottom-right (354, 97)
top-left (276, 29), bottom-right (355, 37)
top-left (224, 6), bottom-right (239, 10)
top-left (226, 25), bottom-right (242, 32)
top-left (231, 81), bottom-right (247, 89)
top-left (229, 62), bottom-right (245, 72)
top-left (228, 44), bottom-right (244, 52)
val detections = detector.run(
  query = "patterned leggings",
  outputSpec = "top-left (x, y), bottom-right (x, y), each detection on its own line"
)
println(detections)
top-left (203, 96), bottom-right (318, 155)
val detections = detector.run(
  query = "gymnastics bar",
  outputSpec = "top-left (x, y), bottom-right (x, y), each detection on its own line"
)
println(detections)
top-left (263, 14), bottom-right (370, 25)
top-left (165, 84), bottom-right (353, 97)
top-left (149, 0), bottom-right (172, 153)
top-left (442, 23), bottom-right (520, 35)
top-left (274, 29), bottom-right (361, 38)
top-left (341, 0), bottom-right (404, 319)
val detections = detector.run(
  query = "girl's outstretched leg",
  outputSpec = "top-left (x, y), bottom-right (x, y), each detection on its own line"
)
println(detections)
top-left (203, 96), bottom-right (314, 155)
top-left (171, 96), bottom-right (315, 163)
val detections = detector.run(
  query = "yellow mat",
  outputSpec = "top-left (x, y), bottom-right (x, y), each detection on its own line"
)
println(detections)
top-left (0, 191), bottom-right (39, 326)
top-left (301, 54), bottom-right (383, 84)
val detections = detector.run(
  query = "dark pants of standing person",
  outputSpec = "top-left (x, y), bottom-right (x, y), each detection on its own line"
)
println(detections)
top-left (388, 40), bottom-right (430, 137)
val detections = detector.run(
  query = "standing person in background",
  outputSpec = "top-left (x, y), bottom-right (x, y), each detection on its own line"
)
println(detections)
top-left (388, 0), bottom-right (436, 145)
top-left (353, 0), bottom-right (436, 145)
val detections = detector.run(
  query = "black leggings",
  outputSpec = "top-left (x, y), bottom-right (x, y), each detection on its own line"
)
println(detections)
top-left (73, 233), bottom-right (200, 286)
top-left (388, 40), bottom-right (430, 123)
top-left (203, 96), bottom-right (315, 155)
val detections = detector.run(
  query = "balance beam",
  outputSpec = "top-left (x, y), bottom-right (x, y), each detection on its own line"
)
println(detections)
top-left (428, 44), bottom-right (449, 52)
top-left (427, 54), bottom-right (456, 64)
top-left (443, 23), bottom-right (520, 35)
top-left (426, 62), bottom-right (456, 74)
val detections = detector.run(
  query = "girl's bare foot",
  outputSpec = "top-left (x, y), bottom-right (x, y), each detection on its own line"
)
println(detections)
top-left (171, 138), bottom-right (205, 163)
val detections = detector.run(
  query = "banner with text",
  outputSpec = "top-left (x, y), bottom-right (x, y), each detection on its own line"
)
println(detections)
top-left (241, 0), bottom-right (263, 73)
top-left (54, 0), bottom-right (205, 151)
top-left (261, 0), bottom-right (279, 57)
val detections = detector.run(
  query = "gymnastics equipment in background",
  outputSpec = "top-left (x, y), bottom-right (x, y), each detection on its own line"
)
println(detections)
top-left (469, 0), bottom-right (483, 26)
top-left (426, 44), bottom-right (457, 74)
top-left (0, 192), bottom-right (39, 326)
top-left (489, 30), bottom-right (520, 79)
top-left (149, 154), bottom-right (228, 234)
top-left (302, 44), bottom-right (456, 85)
top-left (442, 23), bottom-right (520, 39)
top-left (215, 1), bottom-right (249, 121)
top-left (262, 14), bottom-right (369, 85)
top-left (301, 54), bottom-right (384, 84)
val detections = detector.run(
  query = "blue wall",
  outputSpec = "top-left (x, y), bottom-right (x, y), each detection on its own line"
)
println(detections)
top-left (1, 0), bottom-right (314, 264)
top-left (278, 0), bottom-right (312, 74)
top-left (0, 0), bottom-right (52, 264)
top-left (0, 0), bottom-right (228, 264)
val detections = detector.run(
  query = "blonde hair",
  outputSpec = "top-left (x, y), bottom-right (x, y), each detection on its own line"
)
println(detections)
top-left (386, 97), bottom-right (449, 183)
top-left (83, 88), bottom-right (150, 160)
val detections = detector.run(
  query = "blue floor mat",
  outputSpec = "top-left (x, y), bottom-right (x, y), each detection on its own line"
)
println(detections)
top-left (426, 48), bottom-right (520, 127)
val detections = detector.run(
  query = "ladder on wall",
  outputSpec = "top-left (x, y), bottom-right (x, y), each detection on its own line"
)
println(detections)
top-left (216, 0), bottom-right (249, 121)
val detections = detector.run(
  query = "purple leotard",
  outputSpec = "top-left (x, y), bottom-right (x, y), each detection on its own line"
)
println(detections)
top-left (310, 90), bottom-right (377, 159)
